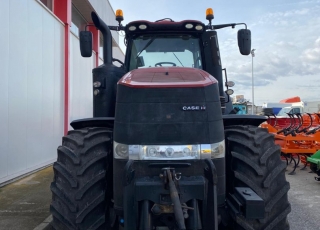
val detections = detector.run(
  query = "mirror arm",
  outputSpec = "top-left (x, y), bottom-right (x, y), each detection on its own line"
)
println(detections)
top-left (108, 25), bottom-right (125, 31)
top-left (205, 22), bottom-right (247, 30)
top-left (84, 24), bottom-right (124, 33)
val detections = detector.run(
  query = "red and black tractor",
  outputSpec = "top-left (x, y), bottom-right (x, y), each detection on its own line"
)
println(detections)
top-left (50, 8), bottom-right (291, 230)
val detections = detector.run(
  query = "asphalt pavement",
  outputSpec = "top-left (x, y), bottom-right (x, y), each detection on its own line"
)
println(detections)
top-left (0, 166), bottom-right (53, 230)
top-left (0, 162), bottom-right (319, 230)
top-left (286, 164), bottom-right (320, 230)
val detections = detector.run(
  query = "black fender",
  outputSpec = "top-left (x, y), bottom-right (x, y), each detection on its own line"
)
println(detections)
top-left (70, 117), bottom-right (114, 130)
top-left (222, 114), bottom-right (267, 127)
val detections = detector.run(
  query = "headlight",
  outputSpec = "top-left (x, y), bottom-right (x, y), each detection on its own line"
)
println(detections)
top-left (93, 81), bottom-right (101, 88)
top-left (139, 24), bottom-right (147, 30)
top-left (114, 142), bottom-right (129, 159)
top-left (141, 145), bottom-right (200, 160)
top-left (128, 26), bottom-right (136, 31)
top-left (185, 23), bottom-right (193, 29)
top-left (114, 141), bottom-right (225, 160)
top-left (195, 25), bottom-right (203, 30)
top-left (200, 140), bottom-right (225, 159)
top-left (210, 140), bottom-right (225, 158)
top-left (93, 89), bottom-right (100, 96)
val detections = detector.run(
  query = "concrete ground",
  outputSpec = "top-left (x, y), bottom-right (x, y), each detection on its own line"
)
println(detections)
top-left (1, 162), bottom-right (320, 230)
top-left (286, 164), bottom-right (320, 230)
top-left (0, 166), bottom-right (53, 230)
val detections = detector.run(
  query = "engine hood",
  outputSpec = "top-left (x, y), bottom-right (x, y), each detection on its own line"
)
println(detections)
top-left (118, 67), bottom-right (218, 88)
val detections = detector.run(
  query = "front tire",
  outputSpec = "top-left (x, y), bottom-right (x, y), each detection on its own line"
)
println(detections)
top-left (50, 127), bottom-right (113, 230)
top-left (225, 125), bottom-right (291, 230)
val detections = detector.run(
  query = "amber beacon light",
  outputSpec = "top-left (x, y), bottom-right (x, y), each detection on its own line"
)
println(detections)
top-left (116, 9), bottom-right (124, 23)
top-left (206, 8), bottom-right (214, 20)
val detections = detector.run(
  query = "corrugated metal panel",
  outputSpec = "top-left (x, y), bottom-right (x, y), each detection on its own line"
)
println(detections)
top-left (26, 0), bottom-right (45, 169)
top-left (69, 33), bottom-right (94, 128)
top-left (7, 0), bottom-right (28, 177)
top-left (0, 0), bottom-right (9, 180)
top-left (0, 0), bottom-right (124, 184)
top-left (0, 0), bottom-right (64, 184)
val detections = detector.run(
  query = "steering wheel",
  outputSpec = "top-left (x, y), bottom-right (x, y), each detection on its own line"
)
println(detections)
top-left (155, 62), bottom-right (177, 67)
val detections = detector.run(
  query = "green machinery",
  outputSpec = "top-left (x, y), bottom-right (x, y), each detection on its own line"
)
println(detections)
top-left (308, 150), bottom-right (320, 181)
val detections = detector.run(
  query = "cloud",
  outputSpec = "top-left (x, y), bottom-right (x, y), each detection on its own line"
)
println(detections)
top-left (217, 2), bottom-right (320, 104)
top-left (108, 0), bottom-right (320, 104)
top-left (301, 37), bottom-right (320, 63)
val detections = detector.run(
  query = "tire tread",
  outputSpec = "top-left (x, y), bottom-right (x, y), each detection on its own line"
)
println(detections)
top-left (225, 125), bottom-right (291, 230)
top-left (50, 127), bottom-right (112, 230)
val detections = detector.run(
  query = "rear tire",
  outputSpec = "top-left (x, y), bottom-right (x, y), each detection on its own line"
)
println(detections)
top-left (225, 125), bottom-right (291, 230)
top-left (50, 127), bottom-right (114, 230)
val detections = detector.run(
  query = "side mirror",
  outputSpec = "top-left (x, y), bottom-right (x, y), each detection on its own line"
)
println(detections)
top-left (79, 31), bottom-right (93, 57)
top-left (237, 29), bottom-right (251, 55)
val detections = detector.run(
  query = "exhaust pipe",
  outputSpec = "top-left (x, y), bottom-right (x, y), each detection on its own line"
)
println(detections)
top-left (91, 12), bottom-right (112, 65)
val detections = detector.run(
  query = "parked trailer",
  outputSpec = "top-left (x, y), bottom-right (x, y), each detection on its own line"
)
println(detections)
top-left (262, 102), bottom-right (292, 115)
top-left (304, 101), bottom-right (320, 113)
top-left (277, 101), bottom-right (320, 117)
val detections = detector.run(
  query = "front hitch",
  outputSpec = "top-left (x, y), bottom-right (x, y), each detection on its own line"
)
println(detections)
top-left (165, 168), bottom-right (186, 230)
top-left (123, 161), bottom-right (214, 229)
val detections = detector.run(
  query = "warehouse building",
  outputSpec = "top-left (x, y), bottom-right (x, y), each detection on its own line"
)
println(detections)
top-left (0, 0), bottom-right (124, 185)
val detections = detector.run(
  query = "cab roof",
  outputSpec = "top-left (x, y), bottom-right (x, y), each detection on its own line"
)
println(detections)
top-left (125, 20), bottom-right (206, 36)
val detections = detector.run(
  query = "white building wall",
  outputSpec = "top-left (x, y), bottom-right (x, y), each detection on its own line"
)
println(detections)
top-left (0, 0), bottom-right (64, 184)
top-left (69, 33), bottom-right (95, 127)
top-left (0, 0), bottom-right (125, 185)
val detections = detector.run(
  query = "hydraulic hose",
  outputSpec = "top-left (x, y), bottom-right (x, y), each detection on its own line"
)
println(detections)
top-left (166, 169), bottom-right (186, 230)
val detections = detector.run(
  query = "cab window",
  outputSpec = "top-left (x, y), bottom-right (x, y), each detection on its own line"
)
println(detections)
top-left (129, 35), bottom-right (202, 71)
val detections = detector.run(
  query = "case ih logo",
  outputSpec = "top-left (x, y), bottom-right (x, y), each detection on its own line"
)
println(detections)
top-left (182, 105), bottom-right (206, 111)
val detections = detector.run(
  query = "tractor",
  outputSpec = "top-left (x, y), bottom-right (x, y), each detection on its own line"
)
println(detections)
top-left (50, 8), bottom-right (291, 230)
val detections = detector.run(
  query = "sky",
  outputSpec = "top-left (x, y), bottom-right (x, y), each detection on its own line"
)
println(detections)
top-left (108, 0), bottom-right (320, 105)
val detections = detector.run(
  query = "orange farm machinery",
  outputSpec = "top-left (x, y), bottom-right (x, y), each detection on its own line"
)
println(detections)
top-left (261, 112), bottom-right (320, 174)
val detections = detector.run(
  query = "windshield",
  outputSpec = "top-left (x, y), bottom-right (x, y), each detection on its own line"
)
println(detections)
top-left (277, 107), bottom-right (291, 116)
top-left (128, 35), bottom-right (202, 71)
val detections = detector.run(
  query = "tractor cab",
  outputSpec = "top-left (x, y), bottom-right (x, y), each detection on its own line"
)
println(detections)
top-left (124, 19), bottom-right (205, 70)
top-left (80, 9), bottom-right (251, 117)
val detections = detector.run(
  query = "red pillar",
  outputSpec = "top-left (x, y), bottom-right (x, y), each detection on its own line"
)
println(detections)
top-left (54, 0), bottom-right (71, 135)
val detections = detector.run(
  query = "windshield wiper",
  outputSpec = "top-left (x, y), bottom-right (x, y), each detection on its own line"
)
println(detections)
top-left (135, 38), bottom-right (156, 59)
top-left (173, 52), bottom-right (184, 67)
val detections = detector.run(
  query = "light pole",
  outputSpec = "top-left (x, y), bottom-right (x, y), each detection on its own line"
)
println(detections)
top-left (251, 49), bottom-right (256, 115)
